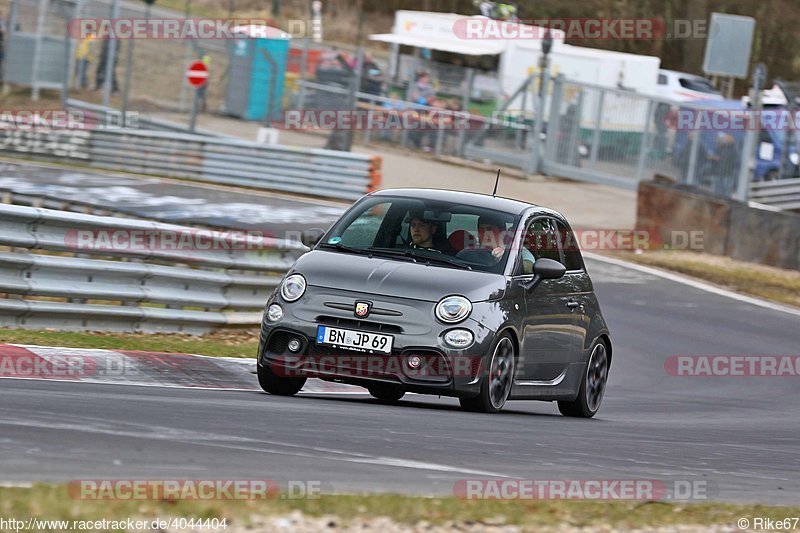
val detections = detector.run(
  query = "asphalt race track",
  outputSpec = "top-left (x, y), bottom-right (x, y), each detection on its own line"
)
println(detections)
top-left (0, 161), bottom-right (345, 234)
top-left (1, 258), bottom-right (798, 504)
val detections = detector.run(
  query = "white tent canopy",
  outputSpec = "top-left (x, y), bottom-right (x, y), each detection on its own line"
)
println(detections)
top-left (370, 11), bottom-right (565, 57)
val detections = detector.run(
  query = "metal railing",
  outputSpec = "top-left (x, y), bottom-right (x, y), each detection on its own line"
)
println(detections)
top-left (749, 178), bottom-right (800, 210)
top-left (65, 99), bottom-right (223, 136)
top-left (0, 204), bottom-right (305, 333)
top-left (0, 125), bottom-right (382, 201)
top-left (294, 80), bottom-right (529, 163)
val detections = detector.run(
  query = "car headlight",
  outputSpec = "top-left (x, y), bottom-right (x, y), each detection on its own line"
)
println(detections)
top-left (790, 153), bottom-right (799, 166)
top-left (266, 303), bottom-right (283, 322)
top-left (280, 274), bottom-right (306, 302)
top-left (435, 295), bottom-right (472, 324)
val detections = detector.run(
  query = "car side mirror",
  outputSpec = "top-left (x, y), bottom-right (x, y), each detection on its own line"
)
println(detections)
top-left (525, 258), bottom-right (566, 292)
top-left (301, 229), bottom-right (325, 248)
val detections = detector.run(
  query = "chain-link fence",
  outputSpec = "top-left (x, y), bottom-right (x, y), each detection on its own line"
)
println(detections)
top-left (540, 76), bottom-right (781, 200)
top-left (5, 0), bottom-right (797, 206)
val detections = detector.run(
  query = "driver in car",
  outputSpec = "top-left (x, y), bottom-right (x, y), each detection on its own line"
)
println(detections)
top-left (409, 216), bottom-right (437, 249)
top-left (407, 212), bottom-right (455, 255)
top-left (477, 214), bottom-right (535, 273)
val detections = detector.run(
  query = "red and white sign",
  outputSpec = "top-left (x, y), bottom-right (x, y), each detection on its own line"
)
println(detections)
top-left (186, 60), bottom-right (209, 88)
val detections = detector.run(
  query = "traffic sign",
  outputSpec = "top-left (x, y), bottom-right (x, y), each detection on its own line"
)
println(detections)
top-left (186, 61), bottom-right (209, 88)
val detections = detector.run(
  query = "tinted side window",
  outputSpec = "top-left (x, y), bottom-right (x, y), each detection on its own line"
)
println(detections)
top-left (554, 220), bottom-right (584, 271)
top-left (523, 218), bottom-right (561, 263)
top-left (657, 74), bottom-right (667, 85)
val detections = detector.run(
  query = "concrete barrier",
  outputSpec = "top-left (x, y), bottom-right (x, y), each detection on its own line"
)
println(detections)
top-left (637, 179), bottom-right (800, 270)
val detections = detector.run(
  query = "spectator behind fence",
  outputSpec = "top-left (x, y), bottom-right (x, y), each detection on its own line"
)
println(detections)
top-left (74, 32), bottom-right (96, 90)
top-left (95, 37), bottom-right (120, 93)
top-left (708, 133), bottom-right (740, 196)
top-left (196, 52), bottom-right (211, 112)
top-left (410, 70), bottom-right (435, 106)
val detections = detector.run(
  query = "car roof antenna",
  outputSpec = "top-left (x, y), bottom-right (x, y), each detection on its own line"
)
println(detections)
top-left (492, 169), bottom-right (501, 197)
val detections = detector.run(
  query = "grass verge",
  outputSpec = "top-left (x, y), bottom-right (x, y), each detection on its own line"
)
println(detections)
top-left (0, 328), bottom-right (259, 358)
top-left (1, 484), bottom-right (798, 531)
top-left (608, 251), bottom-right (800, 308)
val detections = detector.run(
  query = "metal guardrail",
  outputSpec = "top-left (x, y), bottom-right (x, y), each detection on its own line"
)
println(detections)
top-left (0, 204), bottom-right (305, 333)
top-left (65, 99), bottom-right (223, 137)
top-left (0, 129), bottom-right (90, 161)
top-left (0, 120), bottom-right (382, 202)
top-left (749, 178), bottom-right (800, 210)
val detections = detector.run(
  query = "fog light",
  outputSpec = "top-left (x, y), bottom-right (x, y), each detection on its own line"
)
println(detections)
top-left (444, 329), bottom-right (474, 349)
top-left (267, 304), bottom-right (283, 322)
top-left (287, 338), bottom-right (302, 353)
top-left (407, 355), bottom-right (422, 369)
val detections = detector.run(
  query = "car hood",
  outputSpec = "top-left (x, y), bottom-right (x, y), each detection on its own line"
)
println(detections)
top-left (292, 250), bottom-right (506, 302)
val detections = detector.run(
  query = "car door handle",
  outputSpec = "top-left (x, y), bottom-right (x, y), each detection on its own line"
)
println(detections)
top-left (566, 301), bottom-right (580, 309)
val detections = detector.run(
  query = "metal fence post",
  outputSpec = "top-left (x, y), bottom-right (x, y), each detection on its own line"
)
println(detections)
top-left (686, 131), bottom-right (701, 186)
top-left (31, 0), bottom-right (49, 100)
top-left (435, 120), bottom-right (446, 157)
top-left (61, 1), bottom-right (77, 109)
top-left (635, 100), bottom-right (655, 182)
top-left (542, 74), bottom-right (564, 164)
top-left (588, 89), bottom-right (605, 168)
top-left (297, 37), bottom-right (310, 111)
top-left (735, 128), bottom-right (757, 201)
top-left (456, 68), bottom-right (475, 157)
top-left (102, 0), bottom-right (121, 107)
top-left (528, 68), bottom-right (551, 174)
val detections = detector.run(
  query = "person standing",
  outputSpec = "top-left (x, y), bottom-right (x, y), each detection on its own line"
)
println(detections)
top-left (196, 51), bottom-right (211, 112)
top-left (74, 32), bottom-right (96, 90)
top-left (95, 37), bottom-right (120, 93)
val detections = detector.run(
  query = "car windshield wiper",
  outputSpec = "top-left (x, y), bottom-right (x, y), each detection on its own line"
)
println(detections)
top-left (319, 243), bottom-right (418, 263)
top-left (318, 242), bottom-right (373, 256)
top-left (367, 248), bottom-right (472, 270)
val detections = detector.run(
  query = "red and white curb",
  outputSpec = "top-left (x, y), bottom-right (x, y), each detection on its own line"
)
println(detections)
top-left (0, 344), bottom-right (366, 394)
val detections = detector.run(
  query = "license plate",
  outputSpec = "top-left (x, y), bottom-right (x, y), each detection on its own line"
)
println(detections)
top-left (316, 325), bottom-right (393, 354)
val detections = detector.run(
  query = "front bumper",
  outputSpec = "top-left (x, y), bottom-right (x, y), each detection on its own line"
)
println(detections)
top-left (257, 287), bottom-right (497, 397)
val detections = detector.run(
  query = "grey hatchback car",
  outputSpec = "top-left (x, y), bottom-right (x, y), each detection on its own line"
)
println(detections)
top-left (257, 189), bottom-right (612, 416)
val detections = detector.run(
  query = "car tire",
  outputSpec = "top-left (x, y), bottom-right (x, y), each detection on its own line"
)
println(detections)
top-left (257, 363), bottom-right (306, 396)
top-left (459, 334), bottom-right (515, 413)
top-left (367, 385), bottom-right (405, 402)
top-left (558, 340), bottom-right (609, 418)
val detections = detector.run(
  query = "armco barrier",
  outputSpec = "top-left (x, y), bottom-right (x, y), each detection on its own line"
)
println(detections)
top-left (0, 123), bottom-right (382, 202)
top-left (749, 177), bottom-right (800, 211)
top-left (0, 204), bottom-right (305, 334)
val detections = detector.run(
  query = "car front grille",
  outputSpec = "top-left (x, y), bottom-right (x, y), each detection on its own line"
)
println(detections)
top-left (315, 315), bottom-right (403, 335)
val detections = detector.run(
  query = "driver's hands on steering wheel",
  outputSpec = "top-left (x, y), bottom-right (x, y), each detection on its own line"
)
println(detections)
top-left (491, 247), bottom-right (504, 259)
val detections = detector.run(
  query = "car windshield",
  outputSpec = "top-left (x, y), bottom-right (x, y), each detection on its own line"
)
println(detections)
top-left (320, 196), bottom-right (522, 274)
